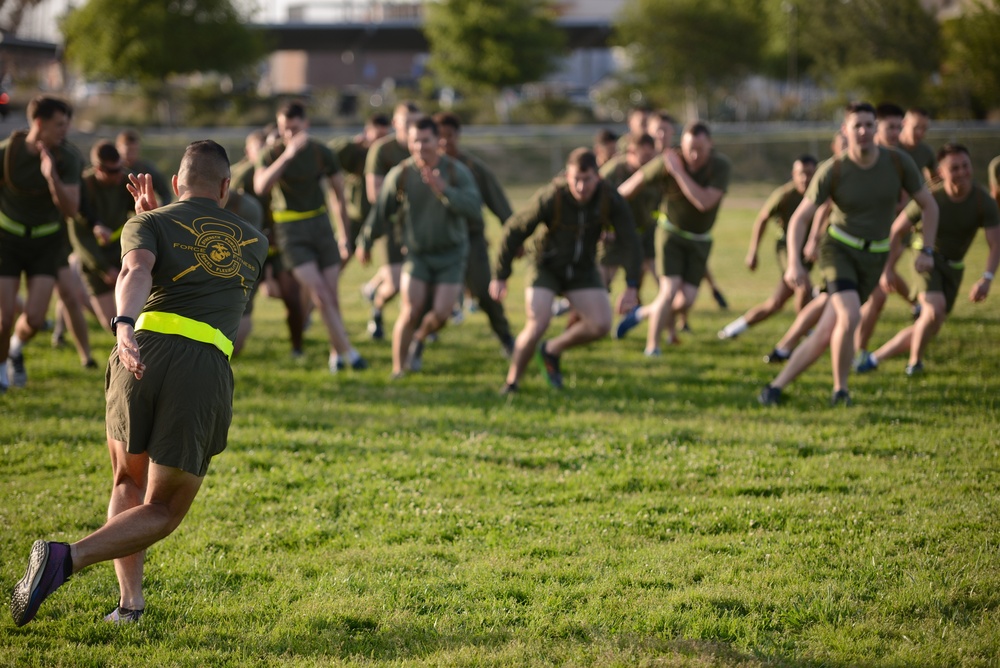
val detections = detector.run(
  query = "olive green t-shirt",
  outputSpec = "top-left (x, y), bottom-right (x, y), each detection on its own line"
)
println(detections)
top-left (454, 149), bottom-right (513, 237)
top-left (369, 155), bottom-right (481, 255)
top-left (761, 181), bottom-right (804, 239)
top-left (601, 154), bottom-right (659, 234)
top-left (329, 136), bottom-right (369, 222)
top-left (120, 197), bottom-right (269, 342)
top-left (807, 147), bottom-right (924, 240)
top-left (74, 170), bottom-right (135, 272)
top-left (904, 183), bottom-right (1000, 262)
top-left (901, 141), bottom-right (937, 180)
top-left (365, 135), bottom-right (410, 181)
top-left (639, 151), bottom-right (731, 235)
top-left (256, 139), bottom-right (341, 213)
top-left (0, 132), bottom-right (83, 230)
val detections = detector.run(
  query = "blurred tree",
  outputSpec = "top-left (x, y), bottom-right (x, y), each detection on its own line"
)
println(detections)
top-left (424, 0), bottom-right (566, 93)
top-left (938, 0), bottom-right (1000, 117)
top-left (614, 0), bottom-right (767, 119)
top-left (61, 0), bottom-right (265, 90)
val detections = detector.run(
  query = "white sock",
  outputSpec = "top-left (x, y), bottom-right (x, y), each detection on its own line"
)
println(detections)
top-left (723, 317), bottom-right (748, 337)
top-left (9, 335), bottom-right (23, 358)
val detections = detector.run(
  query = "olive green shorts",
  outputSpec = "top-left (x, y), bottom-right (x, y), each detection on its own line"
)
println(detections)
top-left (106, 331), bottom-right (234, 477)
top-left (81, 264), bottom-right (115, 297)
top-left (274, 213), bottom-right (341, 271)
top-left (775, 237), bottom-right (814, 275)
top-left (0, 231), bottom-right (65, 278)
top-left (818, 235), bottom-right (888, 304)
top-left (599, 227), bottom-right (655, 268)
top-left (914, 257), bottom-right (963, 314)
top-left (530, 262), bottom-right (605, 293)
top-left (655, 228), bottom-right (712, 286)
top-left (404, 244), bottom-right (468, 284)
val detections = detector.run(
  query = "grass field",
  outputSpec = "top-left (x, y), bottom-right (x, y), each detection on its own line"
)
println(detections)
top-left (2, 182), bottom-right (999, 667)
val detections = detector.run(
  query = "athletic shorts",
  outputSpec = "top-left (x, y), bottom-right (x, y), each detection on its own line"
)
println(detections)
top-left (274, 213), bottom-right (341, 271)
top-left (405, 244), bottom-right (468, 284)
top-left (914, 257), bottom-right (963, 314)
top-left (81, 265), bottom-right (115, 297)
top-left (106, 331), bottom-right (234, 477)
top-left (530, 262), bottom-right (604, 294)
top-left (775, 237), bottom-right (813, 275)
top-left (598, 227), bottom-right (655, 269)
top-left (818, 235), bottom-right (888, 304)
top-left (655, 228), bottom-right (712, 287)
top-left (0, 231), bottom-right (65, 278)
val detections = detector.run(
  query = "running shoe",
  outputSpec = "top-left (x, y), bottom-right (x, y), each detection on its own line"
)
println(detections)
top-left (450, 306), bottom-right (465, 325)
top-left (367, 312), bottom-right (384, 340)
top-left (360, 283), bottom-right (376, 304)
top-left (853, 351), bottom-right (878, 374)
top-left (500, 335), bottom-right (515, 359)
top-left (615, 307), bottom-right (640, 340)
top-left (758, 385), bottom-right (782, 406)
top-left (712, 288), bottom-right (729, 310)
top-left (499, 381), bottom-right (518, 395)
top-left (104, 606), bottom-right (144, 624)
top-left (7, 351), bottom-right (26, 387)
top-left (10, 540), bottom-right (72, 627)
top-left (643, 347), bottom-right (661, 357)
top-left (537, 341), bottom-right (563, 389)
top-left (905, 361), bottom-right (924, 377)
top-left (763, 348), bottom-right (790, 364)
top-left (830, 389), bottom-right (852, 407)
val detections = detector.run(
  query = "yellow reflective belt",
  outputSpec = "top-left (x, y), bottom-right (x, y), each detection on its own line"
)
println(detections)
top-left (0, 210), bottom-right (61, 238)
top-left (657, 213), bottom-right (712, 242)
top-left (135, 311), bottom-right (234, 359)
top-left (828, 226), bottom-right (890, 253)
top-left (271, 206), bottom-right (326, 224)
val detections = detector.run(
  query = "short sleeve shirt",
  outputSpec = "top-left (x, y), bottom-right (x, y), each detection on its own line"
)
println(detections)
top-left (640, 151), bottom-right (731, 235)
top-left (364, 135), bottom-right (410, 179)
top-left (256, 139), bottom-right (341, 213)
top-left (905, 183), bottom-right (1000, 262)
top-left (0, 132), bottom-right (83, 230)
top-left (761, 181), bottom-right (804, 238)
top-left (329, 136), bottom-right (369, 222)
top-left (120, 197), bottom-right (269, 342)
top-left (901, 141), bottom-right (937, 180)
top-left (806, 147), bottom-right (924, 240)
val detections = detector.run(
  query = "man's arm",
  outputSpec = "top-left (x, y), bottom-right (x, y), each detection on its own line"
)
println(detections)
top-left (879, 207), bottom-right (916, 293)
top-left (114, 248), bottom-right (155, 379)
top-left (39, 145), bottom-right (79, 218)
top-left (325, 172), bottom-right (352, 259)
top-left (356, 168), bottom-right (399, 264)
top-left (970, 226), bottom-right (1000, 303)
top-left (910, 187), bottom-right (939, 274)
top-left (253, 133), bottom-right (308, 197)
top-left (784, 198), bottom-right (819, 289)
top-left (745, 204), bottom-right (773, 271)
top-left (664, 151), bottom-right (724, 212)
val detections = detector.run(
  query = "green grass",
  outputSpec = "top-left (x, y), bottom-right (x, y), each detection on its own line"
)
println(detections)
top-left (2, 184), bottom-right (999, 667)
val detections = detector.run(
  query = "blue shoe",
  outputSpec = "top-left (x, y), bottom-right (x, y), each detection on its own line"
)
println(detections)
top-left (536, 341), bottom-right (563, 389)
top-left (854, 351), bottom-right (878, 374)
top-left (615, 307), bottom-right (640, 340)
top-left (11, 540), bottom-right (72, 626)
top-left (830, 389), bottom-right (852, 407)
top-left (905, 361), bottom-right (924, 377)
top-left (758, 385), bottom-right (782, 406)
top-left (407, 340), bottom-right (424, 372)
top-left (367, 312), bottom-right (384, 340)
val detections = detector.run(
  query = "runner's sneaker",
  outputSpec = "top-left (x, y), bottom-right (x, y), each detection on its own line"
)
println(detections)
top-left (854, 351), bottom-right (878, 374)
top-left (536, 341), bottom-right (563, 389)
top-left (450, 306), bottom-right (465, 325)
top-left (360, 283), bottom-right (376, 304)
top-left (644, 347), bottom-right (661, 357)
top-left (712, 288), bottom-right (729, 310)
top-left (10, 540), bottom-right (72, 627)
top-left (350, 356), bottom-right (369, 371)
top-left (7, 351), bottom-right (26, 387)
top-left (500, 335), bottom-right (515, 359)
top-left (499, 381), bottom-right (518, 395)
top-left (367, 312), bottom-right (384, 340)
top-left (830, 389), bottom-right (852, 407)
top-left (911, 303), bottom-right (922, 321)
top-left (104, 606), bottom-right (144, 624)
top-left (763, 348), bottom-right (790, 364)
top-left (407, 339), bottom-right (424, 372)
top-left (615, 306), bottom-right (640, 340)
top-left (905, 361), bottom-right (924, 377)
top-left (758, 385), bottom-right (782, 406)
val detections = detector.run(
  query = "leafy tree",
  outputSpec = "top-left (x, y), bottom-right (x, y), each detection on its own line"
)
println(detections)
top-left (794, 0), bottom-right (939, 105)
top-left (614, 0), bottom-right (767, 117)
top-left (424, 0), bottom-right (566, 93)
top-left (938, 0), bottom-right (1000, 117)
top-left (61, 0), bottom-right (265, 88)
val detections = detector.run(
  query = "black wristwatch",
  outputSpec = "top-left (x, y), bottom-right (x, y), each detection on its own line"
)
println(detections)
top-left (920, 247), bottom-right (934, 256)
top-left (110, 316), bottom-right (136, 333)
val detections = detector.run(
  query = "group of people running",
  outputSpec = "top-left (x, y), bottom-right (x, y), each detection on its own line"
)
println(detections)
top-left (1, 97), bottom-right (998, 406)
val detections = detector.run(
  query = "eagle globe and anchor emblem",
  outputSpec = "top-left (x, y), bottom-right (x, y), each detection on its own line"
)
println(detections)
top-left (172, 217), bottom-right (259, 285)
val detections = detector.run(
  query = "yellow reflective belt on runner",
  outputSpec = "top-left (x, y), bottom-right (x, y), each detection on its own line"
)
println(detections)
top-left (135, 311), bottom-right (234, 359)
top-left (657, 213), bottom-right (712, 242)
top-left (271, 206), bottom-right (326, 224)
top-left (0, 210), bottom-right (61, 238)
top-left (828, 226), bottom-right (890, 253)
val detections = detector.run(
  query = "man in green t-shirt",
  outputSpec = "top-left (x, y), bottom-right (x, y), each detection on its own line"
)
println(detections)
top-left (759, 102), bottom-right (939, 407)
top-left (855, 144), bottom-right (999, 375)
top-left (900, 108), bottom-right (937, 183)
top-left (361, 102), bottom-right (421, 340)
top-left (614, 121), bottom-right (731, 353)
top-left (255, 101), bottom-right (368, 373)
top-left (490, 149), bottom-right (640, 393)
top-left (719, 155), bottom-right (817, 340)
top-left (358, 116), bottom-right (481, 378)
top-left (10, 140), bottom-right (268, 627)
top-left (0, 96), bottom-right (83, 393)
top-left (116, 129), bottom-right (172, 206)
top-left (328, 113), bottom-right (390, 258)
